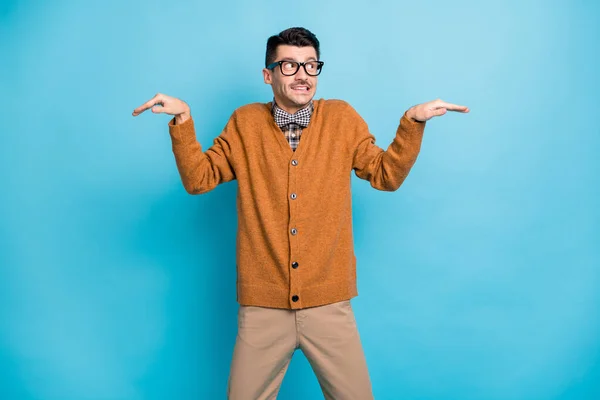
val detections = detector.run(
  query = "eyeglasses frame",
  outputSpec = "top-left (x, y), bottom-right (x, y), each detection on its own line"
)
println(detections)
top-left (266, 60), bottom-right (325, 76)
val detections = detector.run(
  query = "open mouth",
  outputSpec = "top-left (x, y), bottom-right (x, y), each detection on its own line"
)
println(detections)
top-left (291, 85), bottom-right (310, 92)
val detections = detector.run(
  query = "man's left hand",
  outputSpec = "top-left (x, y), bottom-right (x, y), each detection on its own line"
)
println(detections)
top-left (406, 99), bottom-right (469, 122)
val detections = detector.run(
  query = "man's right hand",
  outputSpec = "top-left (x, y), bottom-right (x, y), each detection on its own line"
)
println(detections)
top-left (132, 93), bottom-right (191, 124)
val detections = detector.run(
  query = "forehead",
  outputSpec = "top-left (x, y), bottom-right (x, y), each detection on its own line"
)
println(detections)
top-left (275, 45), bottom-right (317, 61)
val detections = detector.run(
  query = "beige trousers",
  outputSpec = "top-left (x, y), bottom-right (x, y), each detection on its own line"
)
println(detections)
top-left (226, 300), bottom-right (374, 400)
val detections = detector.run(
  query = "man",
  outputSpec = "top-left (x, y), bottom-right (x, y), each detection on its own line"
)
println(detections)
top-left (133, 27), bottom-right (468, 400)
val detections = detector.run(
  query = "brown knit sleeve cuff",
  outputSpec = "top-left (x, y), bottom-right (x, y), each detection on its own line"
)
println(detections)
top-left (168, 116), bottom-right (197, 144)
top-left (399, 111), bottom-right (426, 134)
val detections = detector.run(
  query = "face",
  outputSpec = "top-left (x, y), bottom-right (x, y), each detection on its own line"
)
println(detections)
top-left (263, 45), bottom-right (319, 114)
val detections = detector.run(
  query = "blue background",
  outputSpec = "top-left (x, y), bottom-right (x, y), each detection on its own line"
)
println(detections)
top-left (1, 0), bottom-right (599, 399)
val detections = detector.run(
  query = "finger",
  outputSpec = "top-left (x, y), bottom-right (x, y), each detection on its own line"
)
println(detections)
top-left (132, 102), bottom-right (155, 116)
top-left (132, 104), bottom-right (152, 116)
top-left (132, 94), bottom-right (163, 116)
top-left (440, 102), bottom-right (469, 112)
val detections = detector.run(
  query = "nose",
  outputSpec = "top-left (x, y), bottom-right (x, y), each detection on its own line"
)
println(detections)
top-left (295, 64), bottom-right (309, 81)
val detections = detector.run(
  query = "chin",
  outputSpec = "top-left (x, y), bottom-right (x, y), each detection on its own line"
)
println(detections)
top-left (292, 94), bottom-right (315, 105)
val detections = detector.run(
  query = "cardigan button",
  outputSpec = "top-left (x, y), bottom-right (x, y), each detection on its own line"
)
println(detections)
top-left (292, 261), bottom-right (299, 269)
top-left (290, 193), bottom-right (297, 200)
top-left (291, 228), bottom-right (298, 235)
top-left (291, 159), bottom-right (298, 166)
top-left (292, 295), bottom-right (299, 302)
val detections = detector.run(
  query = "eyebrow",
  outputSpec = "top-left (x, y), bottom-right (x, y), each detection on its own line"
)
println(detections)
top-left (280, 57), bottom-right (318, 62)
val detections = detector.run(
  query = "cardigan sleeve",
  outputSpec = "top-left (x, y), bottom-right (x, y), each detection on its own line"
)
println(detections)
top-left (168, 112), bottom-right (237, 194)
top-left (351, 109), bottom-right (426, 191)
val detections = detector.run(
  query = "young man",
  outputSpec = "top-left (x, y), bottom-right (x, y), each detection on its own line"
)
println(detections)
top-left (133, 27), bottom-right (468, 400)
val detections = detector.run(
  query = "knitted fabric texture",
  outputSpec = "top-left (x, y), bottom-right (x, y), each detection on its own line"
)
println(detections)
top-left (168, 98), bottom-right (426, 309)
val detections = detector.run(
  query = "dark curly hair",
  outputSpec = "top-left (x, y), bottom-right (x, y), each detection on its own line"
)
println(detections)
top-left (265, 27), bottom-right (320, 67)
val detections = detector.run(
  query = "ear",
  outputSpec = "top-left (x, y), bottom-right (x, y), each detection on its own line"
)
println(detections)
top-left (263, 68), bottom-right (273, 84)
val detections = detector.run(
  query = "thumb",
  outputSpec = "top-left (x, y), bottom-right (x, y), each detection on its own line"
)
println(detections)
top-left (152, 105), bottom-right (164, 114)
top-left (432, 107), bottom-right (447, 116)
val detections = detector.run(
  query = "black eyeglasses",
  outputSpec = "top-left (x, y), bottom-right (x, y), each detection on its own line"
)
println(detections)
top-left (266, 60), bottom-right (325, 76)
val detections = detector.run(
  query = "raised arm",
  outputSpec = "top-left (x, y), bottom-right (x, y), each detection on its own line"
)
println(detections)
top-left (352, 98), bottom-right (469, 191)
top-left (132, 93), bottom-right (236, 194)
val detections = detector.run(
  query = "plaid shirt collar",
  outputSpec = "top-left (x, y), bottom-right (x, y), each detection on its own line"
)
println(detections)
top-left (272, 99), bottom-right (314, 129)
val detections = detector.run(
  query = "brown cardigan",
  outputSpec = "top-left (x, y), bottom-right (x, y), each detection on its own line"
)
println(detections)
top-left (168, 98), bottom-right (426, 309)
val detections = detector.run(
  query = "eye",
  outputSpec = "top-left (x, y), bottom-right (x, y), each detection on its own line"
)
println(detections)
top-left (283, 62), bottom-right (296, 70)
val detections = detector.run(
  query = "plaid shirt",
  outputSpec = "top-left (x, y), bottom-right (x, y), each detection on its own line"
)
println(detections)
top-left (272, 100), bottom-right (314, 151)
